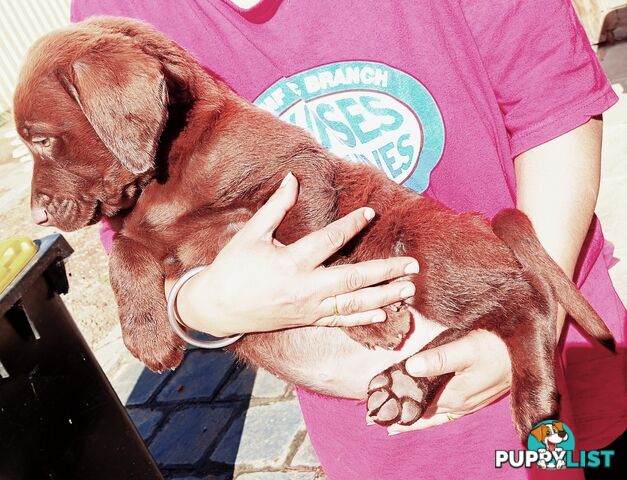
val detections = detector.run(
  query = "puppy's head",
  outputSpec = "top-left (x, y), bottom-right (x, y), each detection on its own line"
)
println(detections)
top-left (13, 18), bottom-right (175, 231)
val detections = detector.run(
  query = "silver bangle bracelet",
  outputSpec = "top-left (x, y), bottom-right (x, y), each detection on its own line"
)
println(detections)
top-left (167, 265), bottom-right (243, 349)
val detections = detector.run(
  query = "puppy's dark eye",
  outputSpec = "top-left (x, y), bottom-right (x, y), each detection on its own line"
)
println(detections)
top-left (32, 137), bottom-right (51, 147)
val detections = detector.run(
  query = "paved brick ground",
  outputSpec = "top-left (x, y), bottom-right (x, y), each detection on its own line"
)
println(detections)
top-left (99, 325), bottom-right (326, 479)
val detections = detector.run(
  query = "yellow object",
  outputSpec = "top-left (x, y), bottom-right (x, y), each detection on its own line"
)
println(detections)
top-left (0, 236), bottom-right (38, 293)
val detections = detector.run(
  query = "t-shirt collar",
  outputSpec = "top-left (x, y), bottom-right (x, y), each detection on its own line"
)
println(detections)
top-left (221, 0), bottom-right (284, 22)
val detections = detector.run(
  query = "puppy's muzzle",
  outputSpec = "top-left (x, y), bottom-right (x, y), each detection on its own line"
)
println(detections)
top-left (31, 207), bottom-right (49, 225)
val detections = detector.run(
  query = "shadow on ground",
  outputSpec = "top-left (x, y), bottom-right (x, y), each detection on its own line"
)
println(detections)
top-left (126, 349), bottom-right (255, 480)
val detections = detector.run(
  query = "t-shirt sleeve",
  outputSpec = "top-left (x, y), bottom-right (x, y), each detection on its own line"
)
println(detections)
top-left (71, 0), bottom-right (96, 22)
top-left (460, 0), bottom-right (618, 157)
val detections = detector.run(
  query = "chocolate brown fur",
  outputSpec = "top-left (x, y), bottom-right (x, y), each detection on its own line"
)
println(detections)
top-left (14, 17), bottom-right (614, 438)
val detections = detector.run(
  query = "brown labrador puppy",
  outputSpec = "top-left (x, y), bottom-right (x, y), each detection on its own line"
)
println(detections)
top-left (13, 17), bottom-right (614, 438)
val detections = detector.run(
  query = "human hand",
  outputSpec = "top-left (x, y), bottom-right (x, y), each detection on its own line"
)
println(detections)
top-left (170, 172), bottom-right (420, 338)
top-left (386, 329), bottom-right (512, 434)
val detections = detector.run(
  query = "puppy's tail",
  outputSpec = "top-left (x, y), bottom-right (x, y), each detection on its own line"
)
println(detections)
top-left (492, 208), bottom-right (615, 352)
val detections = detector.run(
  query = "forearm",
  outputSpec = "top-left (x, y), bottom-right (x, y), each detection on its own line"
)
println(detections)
top-left (514, 117), bottom-right (602, 332)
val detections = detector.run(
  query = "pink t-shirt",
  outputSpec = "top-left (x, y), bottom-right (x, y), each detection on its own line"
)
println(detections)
top-left (72, 1), bottom-right (625, 478)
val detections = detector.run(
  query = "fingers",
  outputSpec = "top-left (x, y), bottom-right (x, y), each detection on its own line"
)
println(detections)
top-left (314, 257), bottom-right (419, 297)
top-left (404, 336), bottom-right (476, 378)
top-left (314, 309), bottom-right (387, 327)
top-left (288, 207), bottom-right (376, 268)
top-left (238, 172), bottom-right (299, 241)
top-left (318, 281), bottom-right (415, 319)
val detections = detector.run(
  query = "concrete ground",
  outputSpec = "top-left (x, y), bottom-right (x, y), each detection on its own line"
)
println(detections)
top-left (0, 42), bottom-right (625, 479)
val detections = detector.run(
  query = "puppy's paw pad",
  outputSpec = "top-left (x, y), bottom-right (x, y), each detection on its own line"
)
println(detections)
top-left (367, 363), bottom-right (431, 427)
top-left (368, 372), bottom-right (391, 390)
top-left (367, 390), bottom-right (400, 424)
top-left (390, 369), bottom-right (423, 401)
top-left (367, 389), bottom-right (391, 412)
top-left (399, 398), bottom-right (423, 425)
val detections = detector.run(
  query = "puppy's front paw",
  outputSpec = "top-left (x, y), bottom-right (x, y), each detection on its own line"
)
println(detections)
top-left (122, 322), bottom-right (185, 373)
top-left (343, 302), bottom-right (411, 350)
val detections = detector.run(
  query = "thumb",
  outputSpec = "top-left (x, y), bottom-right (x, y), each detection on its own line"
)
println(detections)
top-left (238, 172), bottom-right (299, 240)
top-left (405, 336), bottom-right (475, 377)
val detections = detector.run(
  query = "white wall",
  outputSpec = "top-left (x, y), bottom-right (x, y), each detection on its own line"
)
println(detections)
top-left (0, 0), bottom-right (71, 112)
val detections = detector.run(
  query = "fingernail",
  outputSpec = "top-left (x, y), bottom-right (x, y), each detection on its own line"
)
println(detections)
top-left (404, 261), bottom-right (419, 275)
top-left (372, 311), bottom-right (386, 323)
top-left (280, 172), bottom-right (294, 188)
top-left (388, 430), bottom-right (401, 436)
top-left (363, 207), bottom-right (375, 221)
top-left (366, 417), bottom-right (376, 426)
top-left (400, 284), bottom-right (415, 298)
top-left (406, 357), bottom-right (426, 376)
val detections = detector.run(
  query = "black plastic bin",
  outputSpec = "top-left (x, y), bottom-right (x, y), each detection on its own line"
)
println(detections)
top-left (0, 234), bottom-right (162, 480)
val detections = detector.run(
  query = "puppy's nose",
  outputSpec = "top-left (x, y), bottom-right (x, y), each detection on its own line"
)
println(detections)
top-left (31, 207), bottom-right (48, 225)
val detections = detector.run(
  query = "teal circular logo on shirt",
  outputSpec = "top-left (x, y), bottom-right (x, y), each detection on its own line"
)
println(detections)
top-left (254, 61), bottom-right (445, 192)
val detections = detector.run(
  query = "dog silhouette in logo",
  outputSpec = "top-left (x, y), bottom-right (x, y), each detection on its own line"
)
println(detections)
top-left (530, 421), bottom-right (569, 469)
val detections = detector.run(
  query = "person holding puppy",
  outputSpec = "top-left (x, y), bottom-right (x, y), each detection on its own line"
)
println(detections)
top-left (72, 0), bottom-right (625, 478)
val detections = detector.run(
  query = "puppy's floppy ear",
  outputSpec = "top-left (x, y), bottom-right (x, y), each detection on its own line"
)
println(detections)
top-left (57, 38), bottom-right (168, 174)
top-left (530, 425), bottom-right (547, 443)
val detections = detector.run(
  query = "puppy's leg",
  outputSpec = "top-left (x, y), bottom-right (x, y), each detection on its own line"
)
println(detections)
top-left (110, 235), bottom-right (185, 372)
top-left (502, 320), bottom-right (559, 439)
top-left (366, 328), bottom-right (469, 426)
top-left (496, 281), bottom-right (559, 439)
